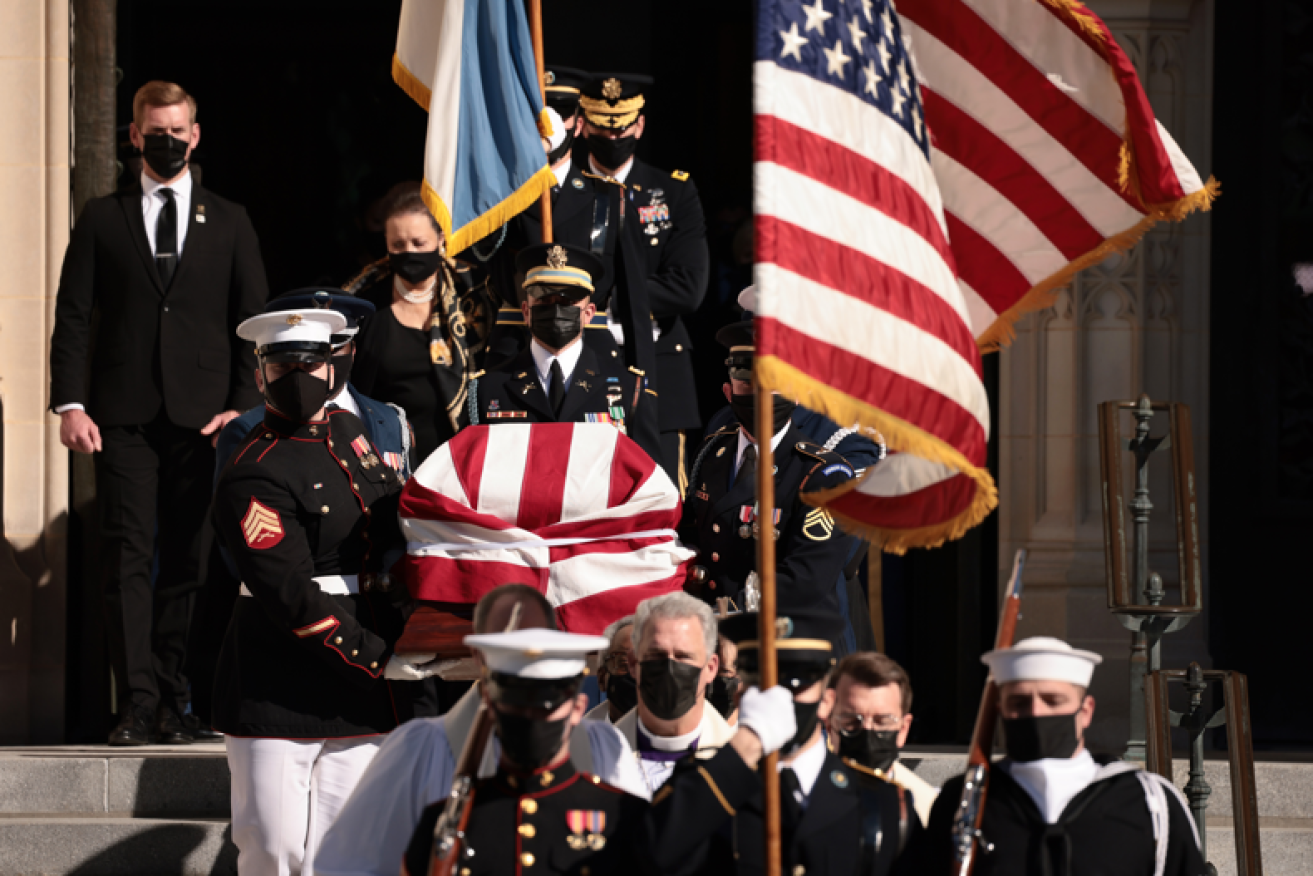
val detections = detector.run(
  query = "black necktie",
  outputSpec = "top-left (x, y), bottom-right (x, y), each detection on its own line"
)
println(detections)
top-left (549, 360), bottom-right (566, 417)
top-left (738, 443), bottom-right (757, 489)
top-left (155, 188), bottom-right (177, 289)
top-left (779, 767), bottom-right (804, 829)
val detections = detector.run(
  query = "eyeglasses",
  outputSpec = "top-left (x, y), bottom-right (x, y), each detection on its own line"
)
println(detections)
top-left (603, 653), bottom-right (632, 674)
top-left (832, 711), bottom-right (904, 735)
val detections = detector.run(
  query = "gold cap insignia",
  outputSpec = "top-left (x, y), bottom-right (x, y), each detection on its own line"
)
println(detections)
top-left (545, 70), bottom-right (556, 85)
top-left (602, 77), bottom-right (622, 100)
top-left (547, 245), bottom-right (568, 269)
top-left (285, 314), bottom-right (303, 326)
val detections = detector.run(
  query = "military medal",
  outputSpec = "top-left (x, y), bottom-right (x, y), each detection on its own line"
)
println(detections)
top-left (738, 505), bottom-right (754, 539)
top-left (566, 810), bottom-right (607, 851)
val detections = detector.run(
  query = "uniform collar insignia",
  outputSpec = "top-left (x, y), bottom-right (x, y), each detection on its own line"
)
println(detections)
top-left (262, 406), bottom-right (329, 441)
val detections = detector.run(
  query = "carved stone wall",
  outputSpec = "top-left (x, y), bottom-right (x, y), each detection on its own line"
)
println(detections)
top-left (998, 0), bottom-right (1214, 751)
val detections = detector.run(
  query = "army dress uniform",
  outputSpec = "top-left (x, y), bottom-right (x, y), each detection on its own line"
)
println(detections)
top-left (681, 424), bottom-right (859, 623)
top-left (214, 310), bottom-right (424, 876)
top-left (713, 607), bottom-right (912, 876)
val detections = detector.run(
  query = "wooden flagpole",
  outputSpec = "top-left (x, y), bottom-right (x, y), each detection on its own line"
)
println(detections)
top-left (755, 370), bottom-right (782, 876)
top-left (527, 0), bottom-right (554, 242)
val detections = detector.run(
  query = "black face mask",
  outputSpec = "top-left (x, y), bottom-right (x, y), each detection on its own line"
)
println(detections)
top-left (264, 368), bottom-right (330, 424)
top-left (548, 126), bottom-right (576, 166)
top-left (588, 132), bottom-right (638, 170)
top-left (495, 711), bottom-right (569, 771)
top-left (529, 303), bottom-right (583, 350)
top-left (638, 657), bottom-right (704, 721)
top-left (730, 392), bottom-right (796, 439)
top-left (141, 133), bottom-right (189, 179)
top-left (389, 250), bottom-right (444, 285)
top-left (783, 700), bottom-right (822, 756)
top-left (1002, 713), bottom-right (1081, 762)
top-left (706, 675), bottom-right (741, 720)
top-left (837, 728), bottom-right (900, 773)
top-left (329, 348), bottom-right (353, 399)
top-left (605, 673), bottom-right (638, 716)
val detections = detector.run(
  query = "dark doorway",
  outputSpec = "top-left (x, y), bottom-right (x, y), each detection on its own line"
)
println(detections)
top-left (1210, 0), bottom-right (1313, 748)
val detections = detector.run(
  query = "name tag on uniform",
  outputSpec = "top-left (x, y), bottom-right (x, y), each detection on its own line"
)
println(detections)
top-left (487, 411), bottom-right (528, 419)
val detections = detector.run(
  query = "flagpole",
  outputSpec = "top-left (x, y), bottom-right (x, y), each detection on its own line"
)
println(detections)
top-left (754, 366), bottom-right (783, 876)
top-left (527, 0), bottom-right (553, 242)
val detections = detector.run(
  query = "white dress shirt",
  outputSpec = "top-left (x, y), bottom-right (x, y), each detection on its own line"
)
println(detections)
top-left (1001, 749), bottom-right (1100, 824)
top-left (529, 337), bottom-right (585, 392)
top-left (56, 169), bottom-right (194, 416)
top-left (734, 421), bottom-right (791, 483)
top-left (552, 155), bottom-right (573, 188)
top-left (778, 732), bottom-right (827, 810)
top-left (589, 154), bottom-right (634, 183)
top-left (141, 169), bottom-right (193, 257)
top-left (328, 388), bottom-right (361, 419)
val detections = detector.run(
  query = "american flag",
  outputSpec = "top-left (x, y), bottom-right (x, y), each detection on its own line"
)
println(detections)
top-left (897, 0), bottom-right (1216, 348)
top-left (397, 424), bottom-right (693, 634)
top-left (754, 0), bottom-right (997, 550)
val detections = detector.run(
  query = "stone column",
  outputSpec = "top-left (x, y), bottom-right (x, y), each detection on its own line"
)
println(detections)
top-left (0, 0), bottom-right (71, 744)
top-left (997, 0), bottom-right (1214, 751)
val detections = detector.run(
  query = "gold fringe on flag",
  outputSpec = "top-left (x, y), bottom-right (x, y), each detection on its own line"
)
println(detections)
top-left (756, 355), bottom-right (999, 553)
top-left (975, 176), bottom-right (1219, 352)
top-left (421, 164), bottom-right (555, 258)
top-left (392, 53), bottom-right (432, 111)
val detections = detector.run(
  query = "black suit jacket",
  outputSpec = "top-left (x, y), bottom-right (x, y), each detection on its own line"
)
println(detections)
top-left (487, 158), bottom-right (709, 431)
top-left (50, 180), bottom-right (268, 429)
top-left (472, 345), bottom-right (662, 464)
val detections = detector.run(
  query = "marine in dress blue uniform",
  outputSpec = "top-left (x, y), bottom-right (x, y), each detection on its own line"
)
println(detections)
top-left (212, 308), bottom-right (439, 876)
top-left (472, 243), bottom-right (661, 464)
top-left (679, 315), bottom-right (861, 635)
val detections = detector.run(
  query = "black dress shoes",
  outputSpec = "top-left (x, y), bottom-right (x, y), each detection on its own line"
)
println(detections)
top-left (182, 712), bottom-right (223, 742)
top-left (155, 709), bottom-right (195, 745)
top-left (108, 707), bottom-right (156, 746)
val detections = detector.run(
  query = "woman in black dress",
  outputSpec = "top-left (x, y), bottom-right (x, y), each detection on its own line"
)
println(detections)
top-left (347, 184), bottom-right (495, 466)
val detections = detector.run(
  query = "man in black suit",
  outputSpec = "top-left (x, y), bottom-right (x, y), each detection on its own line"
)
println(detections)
top-left (50, 81), bottom-right (268, 745)
top-left (485, 72), bottom-right (709, 490)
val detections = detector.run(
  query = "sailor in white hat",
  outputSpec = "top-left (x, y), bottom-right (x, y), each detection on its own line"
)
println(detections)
top-left (907, 636), bottom-right (1206, 876)
top-left (213, 308), bottom-right (440, 876)
top-left (400, 625), bottom-right (802, 876)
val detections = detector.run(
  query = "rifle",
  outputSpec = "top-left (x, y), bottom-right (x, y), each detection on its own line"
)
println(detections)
top-left (951, 549), bottom-right (1026, 876)
top-left (426, 603), bottom-right (522, 876)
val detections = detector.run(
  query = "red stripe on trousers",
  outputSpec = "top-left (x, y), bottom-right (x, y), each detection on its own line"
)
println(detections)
top-left (922, 90), bottom-right (1104, 260)
top-left (756, 115), bottom-right (955, 266)
top-left (757, 215), bottom-right (980, 366)
top-left (758, 318), bottom-right (988, 465)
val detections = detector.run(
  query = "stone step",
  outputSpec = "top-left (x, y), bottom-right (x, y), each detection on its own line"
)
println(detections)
top-left (0, 744), bottom-right (229, 817)
top-left (0, 818), bottom-right (236, 876)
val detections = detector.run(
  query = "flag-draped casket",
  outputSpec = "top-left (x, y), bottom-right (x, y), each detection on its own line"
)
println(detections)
top-left (397, 424), bottom-right (693, 644)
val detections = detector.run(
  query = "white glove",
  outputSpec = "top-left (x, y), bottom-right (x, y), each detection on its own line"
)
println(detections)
top-left (542, 107), bottom-right (566, 153)
top-left (736, 685), bottom-right (797, 756)
top-left (383, 653), bottom-right (439, 681)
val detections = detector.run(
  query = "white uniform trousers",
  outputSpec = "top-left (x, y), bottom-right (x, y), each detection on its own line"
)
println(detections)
top-left (226, 735), bottom-right (382, 876)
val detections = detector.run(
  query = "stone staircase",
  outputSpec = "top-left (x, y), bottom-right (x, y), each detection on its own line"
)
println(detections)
top-left (0, 745), bottom-right (1308, 874)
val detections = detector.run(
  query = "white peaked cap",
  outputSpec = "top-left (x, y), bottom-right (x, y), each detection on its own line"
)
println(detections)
top-left (465, 628), bottom-right (611, 680)
top-left (981, 636), bottom-right (1103, 688)
top-left (237, 309), bottom-right (346, 349)
top-left (738, 285), bottom-right (757, 313)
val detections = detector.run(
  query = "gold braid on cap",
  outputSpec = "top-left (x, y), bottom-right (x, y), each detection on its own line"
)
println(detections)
top-left (580, 94), bottom-right (645, 129)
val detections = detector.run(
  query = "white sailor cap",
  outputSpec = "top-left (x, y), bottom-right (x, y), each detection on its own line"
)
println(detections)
top-left (465, 629), bottom-right (610, 680)
top-left (738, 285), bottom-right (757, 314)
top-left (237, 310), bottom-right (346, 362)
top-left (981, 636), bottom-right (1103, 688)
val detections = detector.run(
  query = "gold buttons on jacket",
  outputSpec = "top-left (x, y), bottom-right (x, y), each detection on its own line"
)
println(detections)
top-left (521, 798), bottom-right (538, 814)
top-left (675, 344), bottom-right (683, 352)
top-left (264, 433), bottom-right (273, 439)
top-left (335, 636), bottom-right (343, 644)
top-left (321, 505), bottom-right (330, 514)
top-left (340, 460), bottom-right (349, 469)
top-left (353, 483), bottom-right (359, 490)
top-left (650, 238), bottom-right (658, 246)
top-left (370, 661), bottom-right (378, 669)
top-left (351, 649), bottom-right (358, 656)
top-left (712, 524), bottom-right (720, 533)
top-left (793, 867), bottom-right (806, 876)
top-left (520, 853), bottom-right (535, 867)
top-left (518, 824), bottom-right (536, 837)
